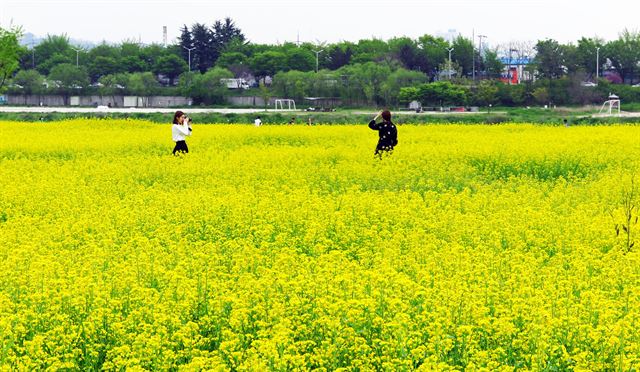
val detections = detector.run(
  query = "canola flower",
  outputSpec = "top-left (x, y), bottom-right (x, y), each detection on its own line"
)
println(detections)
top-left (0, 119), bottom-right (639, 370)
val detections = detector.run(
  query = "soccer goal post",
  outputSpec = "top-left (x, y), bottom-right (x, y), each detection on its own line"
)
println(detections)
top-left (274, 99), bottom-right (296, 111)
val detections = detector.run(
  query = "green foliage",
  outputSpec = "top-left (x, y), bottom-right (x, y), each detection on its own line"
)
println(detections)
top-left (153, 55), bottom-right (188, 85)
top-left (411, 81), bottom-right (469, 106)
top-left (179, 68), bottom-right (233, 105)
top-left (417, 35), bottom-right (449, 75)
top-left (398, 87), bottom-right (420, 104)
top-left (48, 63), bottom-right (89, 95)
top-left (33, 35), bottom-right (72, 75)
top-left (531, 87), bottom-right (549, 105)
top-left (483, 49), bottom-right (503, 78)
top-left (452, 36), bottom-right (474, 76)
top-left (272, 70), bottom-right (312, 100)
top-left (497, 84), bottom-right (528, 106)
top-left (475, 80), bottom-right (499, 106)
top-left (98, 73), bottom-right (129, 96)
top-left (88, 56), bottom-right (120, 81)
top-left (127, 72), bottom-right (160, 96)
top-left (0, 25), bottom-right (23, 93)
top-left (381, 69), bottom-right (427, 105)
top-left (250, 51), bottom-right (287, 79)
top-left (534, 39), bottom-right (567, 79)
top-left (286, 48), bottom-right (315, 72)
top-left (11, 69), bottom-right (45, 95)
top-left (216, 52), bottom-right (248, 68)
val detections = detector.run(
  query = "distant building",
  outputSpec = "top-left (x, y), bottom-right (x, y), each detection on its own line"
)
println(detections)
top-left (498, 57), bottom-right (533, 84)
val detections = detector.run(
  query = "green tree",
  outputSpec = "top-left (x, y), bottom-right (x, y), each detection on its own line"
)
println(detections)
top-left (388, 37), bottom-right (423, 71)
top-left (575, 37), bottom-right (604, 78)
top-left (216, 52), bottom-right (248, 68)
top-left (34, 34), bottom-right (73, 75)
top-left (452, 36), bottom-right (474, 76)
top-left (48, 63), bottom-right (89, 102)
top-left (127, 72), bottom-right (160, 96)
top-left (483, 49), bottom-right (504, 78)
top-left (272, 70), bottom-right (312, 100)
top-left (381, 68), bottom-right (427, 105)
top-left (179, 67), bottom-right (233, 104)
top-left (12, 69), bottom-right (45, 95)
top-left (98, 73), bottom-right (129, 99)
top-left (531, 86), bottom-right (549, 105)
top-left (250, 51), bottom-right (287, 81)
top-left (88, 56), bottom-right (120, 81)
top-left (37, 53), bottom-right (73, 76)
top-left (352, 38), bottom-right (389, 64)
top-left (534, 39), bottom-right (566, 79)
top-left (191, 23), bottom-right (214, 73)
top-left (338, 62), bottom-right (392, 105)
top-left (0, 25), bottom-right (23, 93)
top-left (414, 81), bottom-right (469, 106)
top-left (398, 86), bottom-right (420, 104)
top-left (326, 42), bottom-right (354, 70)
top-left (286, 48), bottom-right (315, 72)
top-left (153, 55), bottom-right (188, 85)
top-left (604, 29), bottom-right (640, 83)
top-left (475, 80), bottom-right (499, 106)
top-left (120, 56), bottom-right (148, 73)
top-left (417, 34), bottom-right (449, 77)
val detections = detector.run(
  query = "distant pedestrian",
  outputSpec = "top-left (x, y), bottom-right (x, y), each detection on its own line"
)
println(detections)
top-left (172, 110), bottom-right (192, 155)
top-left (254, 116), bottom-right (262, 127)
top-left (368, 110), bottom-right (398, 158)
top-left (308, 117), bottom-right (313, 126)
top-left (289, 117), bottom-right (295, 125)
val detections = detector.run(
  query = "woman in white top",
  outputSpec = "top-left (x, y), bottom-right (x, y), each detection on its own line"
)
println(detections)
top-left (172, 110), bottom-right (192, 155)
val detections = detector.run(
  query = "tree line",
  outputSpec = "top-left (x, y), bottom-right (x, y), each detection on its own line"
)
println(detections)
top-left (3, 20), bottom-right (640, 107)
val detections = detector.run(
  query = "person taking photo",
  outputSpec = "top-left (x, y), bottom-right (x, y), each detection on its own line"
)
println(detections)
top-left (172, 110), bottom-right (192, 155)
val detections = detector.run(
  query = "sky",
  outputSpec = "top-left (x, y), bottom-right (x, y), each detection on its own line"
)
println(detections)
top-left (2, 0), bottom-right (639, 48)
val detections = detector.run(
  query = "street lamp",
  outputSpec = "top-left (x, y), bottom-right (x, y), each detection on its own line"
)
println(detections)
top-left (313, 40), bottom-right (326, 73)
top-left (447, 48), bottom-right (454, 80)
top-left (183, 46), bottom-right (195, 72)
top-left (71, 47), bottom-right (84, 67)
top-left (477, 35), bottom-right (487, 80)
top-left (596, 47), bottom-right (601, 83)
top-left (312, 48), bottom-right (324, 73)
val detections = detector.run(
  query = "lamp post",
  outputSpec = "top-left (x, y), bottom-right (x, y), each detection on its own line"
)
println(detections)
top-left (71, 47), bottom-right (83, 67)
top-left (183, 46), bottom-right (195, 72)
top-left (312, 48), bottom-right (324, 73)
top-left (447, 47), bottom-right (454, 80)
top-left (477, 35), bottom-right (487, 79)
top-left (313, 40), bottom-right (326, 73)
top-left (596, 47), bottom-right (600, 83)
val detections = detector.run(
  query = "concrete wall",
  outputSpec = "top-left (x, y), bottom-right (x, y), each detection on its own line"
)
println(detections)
top-left (6, 95), bottom-right (189, 108)
top-left (226, 96), bottom-right (283, 107)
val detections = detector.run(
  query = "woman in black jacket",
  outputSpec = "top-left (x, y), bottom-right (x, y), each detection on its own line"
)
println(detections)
top-left (368, 110), bottom-right (398, 158)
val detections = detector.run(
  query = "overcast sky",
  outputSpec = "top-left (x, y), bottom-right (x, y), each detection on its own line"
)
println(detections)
top-left (2, 0), bottom-right (639, 48)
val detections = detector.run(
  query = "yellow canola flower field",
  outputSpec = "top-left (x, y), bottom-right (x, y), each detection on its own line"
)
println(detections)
top-left (0, 119), bottom-right (639, 371)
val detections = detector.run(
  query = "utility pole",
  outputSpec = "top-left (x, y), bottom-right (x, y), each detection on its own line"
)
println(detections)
top-left (447, 48), bottom-right (454, 80)
top-left (183, 46), bottom-right (195, 72)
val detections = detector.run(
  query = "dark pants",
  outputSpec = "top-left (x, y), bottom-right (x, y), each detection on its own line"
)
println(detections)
top-left (374, 143), bottom-right (394, 157)
top-left (173, 140), bottom-right (188, 155)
